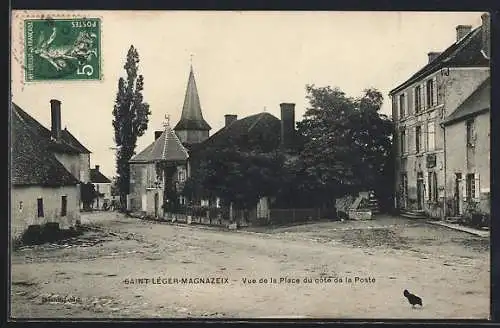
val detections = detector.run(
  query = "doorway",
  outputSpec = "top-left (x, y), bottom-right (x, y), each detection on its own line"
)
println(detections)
top-left (417, 172), bottom-right (424, 210)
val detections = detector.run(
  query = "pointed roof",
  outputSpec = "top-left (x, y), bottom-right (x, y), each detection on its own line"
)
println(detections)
top-left (443, 77), bottom-right (490, 126)
top-left (12, 103), bottom-right (91, 154)
top-left (173, 66), bottom-right (211, 132)
top-left (11, 105), bottom-right (79, 186)
top-left (90, 168), bottom-right (112, 183)
top-left (130, 121), bottom-right (189, 163)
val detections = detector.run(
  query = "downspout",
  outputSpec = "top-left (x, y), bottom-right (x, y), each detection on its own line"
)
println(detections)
top-left (439, 67), bottom-right (448, 221)
top-left (441, 121), bottom-right (446, 221)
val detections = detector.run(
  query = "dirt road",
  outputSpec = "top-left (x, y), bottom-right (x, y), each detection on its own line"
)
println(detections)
top-left (11, 213), bottom-right (490, 319)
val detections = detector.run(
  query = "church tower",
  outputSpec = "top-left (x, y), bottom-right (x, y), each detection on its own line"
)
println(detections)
top-left (174, 65), bottom-right (211, 146)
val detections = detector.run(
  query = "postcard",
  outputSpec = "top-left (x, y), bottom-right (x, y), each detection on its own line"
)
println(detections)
top-left (10, 10), bottom-right (491, 319)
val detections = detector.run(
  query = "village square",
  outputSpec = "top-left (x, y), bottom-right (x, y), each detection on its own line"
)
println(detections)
top-left (10, 11), bottom-right (490, 319)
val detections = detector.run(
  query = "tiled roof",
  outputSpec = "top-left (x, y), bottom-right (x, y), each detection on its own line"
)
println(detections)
top-left (11, 106), bottom-right (79, 186)
top-left (130, 124), bottom-right (189, 163)
top-left (173, 66), bottom-right (211, 131)
top-left (90, 168), bottom-right (112, 183)
top-left (190, 112), bottom-right (282, 153)
top-left (390, 25), bottom-right (489, 95)
top-left (12, 103), bottom-right (91, 154)
top-left (443, 77), bottom-right (490, 126)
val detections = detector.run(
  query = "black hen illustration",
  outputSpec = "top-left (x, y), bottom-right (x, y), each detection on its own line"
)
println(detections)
top-left (403, 289), bottom-right (423, 308)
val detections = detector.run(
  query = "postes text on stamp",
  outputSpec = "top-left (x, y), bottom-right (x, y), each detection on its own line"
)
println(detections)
top-left (24, 18), bottom-right (101, 81)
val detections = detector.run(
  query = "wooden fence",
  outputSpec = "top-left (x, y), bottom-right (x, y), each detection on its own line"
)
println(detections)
top-left (159, 206), bottom-right (336, 227)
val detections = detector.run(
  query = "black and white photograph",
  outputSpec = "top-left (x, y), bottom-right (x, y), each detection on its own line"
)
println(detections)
top-left (10, 10), bottom-right (491, 319)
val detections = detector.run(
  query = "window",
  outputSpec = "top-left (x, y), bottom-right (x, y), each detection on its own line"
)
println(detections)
top-left (416, 126), bottom-right (422, 153)
top-left (427, 122), bottom-right (435, 151)
top-left (400, 129), bottom-right (406, 154)
top-left (466, 173), bottom-right (475, 201)
top-left (61, 195), bottom-right (67, 217)
top-left (426, 79), bottom-right (434, 108)
top-left (415, 86), bottom-right (422, 113)
top-left (178, 169), bottom-right (186, 183)
top-left (179, 196), bottom-right (186, 206)
top-left (399, 93), bottom-right (406, 118)
top-left (37, 198), bottom-right (44, 218)
top-left (466, 119), bottom-right (475, 147)
top-left (428, 172), bottom-right (438, 202)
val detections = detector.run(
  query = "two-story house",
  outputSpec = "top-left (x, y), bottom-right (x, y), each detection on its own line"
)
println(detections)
top-left (442, 77), bottom-right (490, 217)
top-left (389, 13), bottom-right (490, 219)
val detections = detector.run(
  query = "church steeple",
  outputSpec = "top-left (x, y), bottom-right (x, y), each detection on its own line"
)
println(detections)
top-left (174, 64), bottom-right (211, 145)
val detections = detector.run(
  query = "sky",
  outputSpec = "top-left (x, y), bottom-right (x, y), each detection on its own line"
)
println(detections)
top-left (11, 11), bottom-right (484, 179)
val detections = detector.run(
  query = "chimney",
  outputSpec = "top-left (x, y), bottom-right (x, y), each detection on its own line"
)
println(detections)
top-left (456, 25), bottom-right (472, 41)
top-left (95, 165), bottom-right (100, 171)
top-left (427, 52), bottom-right (442, 63)
top-left (50, 99), bottom-right (61, 141)
top-left (280, 103), bottom-right (296, 149)
top-left (224, 114), bottom-right (237, 127)
top-left (481, 12), bottom-right (490, 58)
top-left (154, 130), bottom-right (163, 140)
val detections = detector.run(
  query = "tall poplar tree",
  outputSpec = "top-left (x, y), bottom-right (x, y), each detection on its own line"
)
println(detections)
top-left (112, 45), bottom-right (151, 209)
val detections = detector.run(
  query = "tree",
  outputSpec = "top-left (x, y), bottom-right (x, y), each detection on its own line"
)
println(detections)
top-left (112, 45), bottom-right (151, 210)
top-left (81, 182), bottom-right (98, 211)
top-left (183, 146), bottom-right (285, 210)
top-left (297, 85), bottom-right (393, 206)
top-left (110, 176), bottom-right (119, 196)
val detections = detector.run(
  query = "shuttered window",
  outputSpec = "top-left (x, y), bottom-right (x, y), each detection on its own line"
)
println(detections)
top-left (432, 76), bottom-right (438, 105)
top-left (399, 93), bottom-right (406, 118)
top-left (466, 173), bottom-right (480, 201)
top-left (428, 172), bottom-right (438, 202)
top-left (400, 129), bottom-right (406, 154)
top-left (426, 79), bottom-right (434, 108)
top-left (415, 86), bottom-right (422, 113)
top-left (427, 121), bottom-right (435, 151)
top-left (415, 126), bottom-right (422, 153)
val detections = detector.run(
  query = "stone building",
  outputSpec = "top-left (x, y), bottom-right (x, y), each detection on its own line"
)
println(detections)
top-left (128, 120), bottom-right (189, 217)
top-left (442, 77), bottom-right (490, 216)
top-left (11, 101), bottom-right (91, 237)
top-left (389, 13), bottom-right (490, 219)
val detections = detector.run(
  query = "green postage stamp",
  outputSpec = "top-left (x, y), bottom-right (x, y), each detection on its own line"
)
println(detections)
top-left (24, 18), bottom-right (101, 81)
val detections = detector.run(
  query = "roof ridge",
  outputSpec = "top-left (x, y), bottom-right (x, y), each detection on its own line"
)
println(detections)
top-left (390, 25), bottom-right (486, 95)
top-left (247, 112), bottom-right (267, 132)
top-left (162, 127), bottom-right (168, 160)
top-left (443, 26), bottom-right (481, 63)
top-left (169, 125), bottom-right (189, 157)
